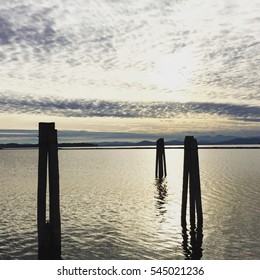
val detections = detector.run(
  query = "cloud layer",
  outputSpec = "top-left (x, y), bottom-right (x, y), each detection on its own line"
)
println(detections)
top-left (1, 93), bottom-right (259, 122)
top-left (0, 0), bottom-right (259, 139)
top-left (0, 0), bottom-right (260, 104)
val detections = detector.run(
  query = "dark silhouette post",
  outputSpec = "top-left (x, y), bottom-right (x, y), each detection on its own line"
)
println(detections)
top-left (37, 122), bottom-right (61, 259)
top-left (155, 138), bottom-right (167, 179)
top-left (181, 136), bottom-right (203, 229)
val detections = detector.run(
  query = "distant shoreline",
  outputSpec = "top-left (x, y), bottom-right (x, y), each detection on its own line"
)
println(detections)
top-left (1, 145), bottom-right (259, 150)
top-left (60, 145), bottom-right (260, 150)
top-left (1, 136), bottom-right (259, 149)
top-left (0, 143), bottom-right (97, 149)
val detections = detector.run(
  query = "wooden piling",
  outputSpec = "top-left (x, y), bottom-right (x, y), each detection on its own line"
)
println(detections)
top-left (181, 136), bottom-right (203, 229)
top-left (155, 138), bottom-right (167, 179)
top-left (37, 122), bottom-right (61, 259)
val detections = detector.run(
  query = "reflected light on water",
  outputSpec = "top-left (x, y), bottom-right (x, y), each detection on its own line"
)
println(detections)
top-left (0, 148), bottom-right (259, 259)
top-left (182, 226), bottom-right (203, 260)
top-left (155, 178), bottom-right (168, 220)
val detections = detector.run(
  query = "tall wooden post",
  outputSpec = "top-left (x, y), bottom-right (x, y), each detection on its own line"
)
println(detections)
top-left (181, 136), bottom-right (203, 229)
top-left (37, 122), bottom-right (61, 259)
top-left (155, 138), bottom-right (167, 179)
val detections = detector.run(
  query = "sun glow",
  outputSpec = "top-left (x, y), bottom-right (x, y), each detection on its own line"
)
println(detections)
top-left (148, 47), bottom-right (198, 94)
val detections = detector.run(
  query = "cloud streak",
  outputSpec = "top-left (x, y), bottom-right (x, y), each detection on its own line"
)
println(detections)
top-left (0, 0), bottom-right (259, 139)
top-left (0, 93), bottom-right (259, 122)
top-left (0, 0), bottom-right (260, 103)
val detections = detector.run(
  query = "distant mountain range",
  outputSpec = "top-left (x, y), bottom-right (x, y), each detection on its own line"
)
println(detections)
top-left (95, 136), bottom-right (260, 146)
top-left (0, 135), bottom-right (259, 149)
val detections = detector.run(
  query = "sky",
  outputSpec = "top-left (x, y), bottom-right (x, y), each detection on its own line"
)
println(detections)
top-left (0, 0), bottom-right (259, 143)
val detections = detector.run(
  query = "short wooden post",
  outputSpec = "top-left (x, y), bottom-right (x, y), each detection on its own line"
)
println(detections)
top-left (155, 138), bottom-right (167, 179)
top-left (37, 122), bottom-right (61, 259)
top-left (181, 136), bottom-right (203, 229)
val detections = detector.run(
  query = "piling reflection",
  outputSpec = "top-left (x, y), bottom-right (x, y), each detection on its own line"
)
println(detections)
top-left (154, 178), bottom-right (168, 219)
top-left (182, 225), bottom-right (203, 260)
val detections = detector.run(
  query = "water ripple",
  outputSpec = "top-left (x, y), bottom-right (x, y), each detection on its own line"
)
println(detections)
top-left (0, 149), bottom-right (259, 259)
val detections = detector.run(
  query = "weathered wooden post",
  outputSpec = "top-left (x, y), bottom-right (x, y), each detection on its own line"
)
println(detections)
top-left (181, 136), bottom-right (203, 229)
top-left (155, 138), bottom-right (167, 179)
top-left (37, 122), bottom-right (61, 259)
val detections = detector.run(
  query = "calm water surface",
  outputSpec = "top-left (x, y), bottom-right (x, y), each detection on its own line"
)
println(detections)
top-left (0, 148), bottom-right (259, 259)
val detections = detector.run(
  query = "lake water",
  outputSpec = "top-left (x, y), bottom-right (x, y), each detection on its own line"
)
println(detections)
top-left (0, 147), bottom-right (259, 260)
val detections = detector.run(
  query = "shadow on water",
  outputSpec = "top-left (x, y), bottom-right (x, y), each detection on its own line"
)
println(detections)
top-left (154, 178), bottom-right (168, 219)
top-left (182, 225), bottom-right (203, 260)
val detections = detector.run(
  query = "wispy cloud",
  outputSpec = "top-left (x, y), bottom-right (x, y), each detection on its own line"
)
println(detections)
top-left (0, 3), bottom-right (71, 63)
top-left (0, 0), bottom-right (260, 104)
top-left (0, 93), bottom-right (259, 122)
top-left (0, 0), bottom-right (259, 139)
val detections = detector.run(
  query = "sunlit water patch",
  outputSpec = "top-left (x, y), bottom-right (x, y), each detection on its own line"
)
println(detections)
top-left (0, 148), bottom-right (259, 259)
